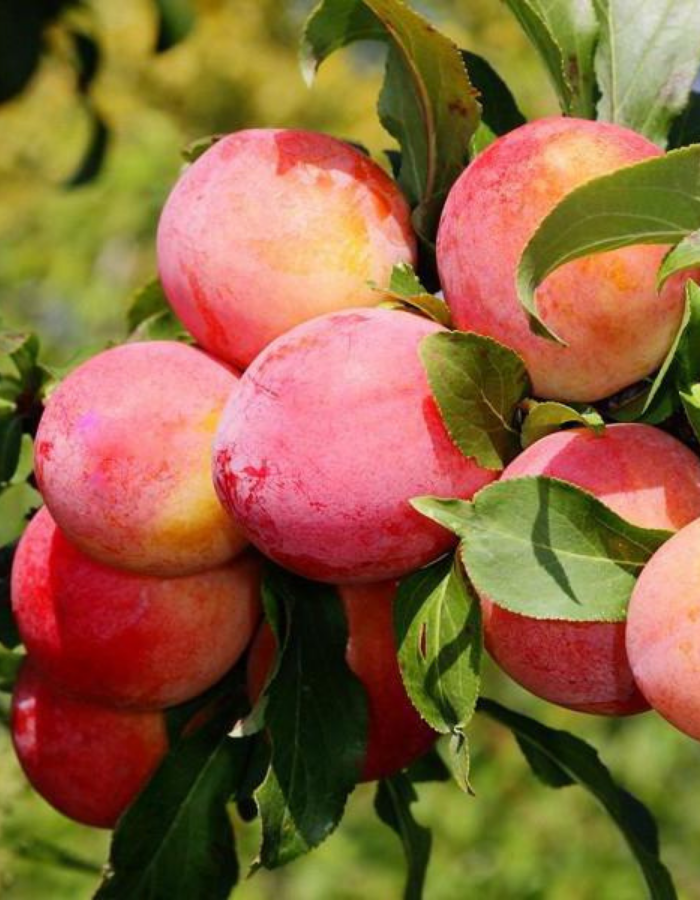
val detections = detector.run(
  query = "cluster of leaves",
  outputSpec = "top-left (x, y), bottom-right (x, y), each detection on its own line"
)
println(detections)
top-left (0, 0), bottom-right (197, 186)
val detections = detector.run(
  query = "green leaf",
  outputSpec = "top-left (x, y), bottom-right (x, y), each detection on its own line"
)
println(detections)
top-left (419, 331), bottom-right (530, 470)
top-left (0, 483), bottom-right (41, 548)
top-left (127, 278), bottom-right (169, 331)
top-left (0, 648), bottom-right (23, 692)
top-left (389, 261), bottom-right (427, 297)
top-left (254, 568), bottom-right (367, 869)
top-left (302, 0), bottom-right (480, 238)
top-left (413, 476), bottom-right (671, 623)
top-left (153, 0), bottom-right (196, 52)
top-left (446, 730), bottom-right (473, 795)
top-left (460, 50), bottom-right (526, 136)
top-left (517, 145), bottom-right (700, 341)
top-left (658, 231), bottom-right (700, 289)
top-left (394, 556), bottom-right (481, 738)
top-left (301, 0), bottom-right (384, 81)
top-left (501, 0), bottom-right (598, 117)
top-left (65, 103), bottom-right (109, 188)
top-left (381, 263), bottom-right (452, 325)
top-left (673, 280), bottom-right (700, 388)
top-left (10, 838), bottom-right (101, 875)
top-left (0, 1), bottom-right (55, 104)
top-left (70, 31), bottom-right (101, 96)
top-left (96, 709), bottom-right (250, 900)
top-left (11, 435), bottom-right (34, 485)
top-left (0, 543), bottom-right (20, 650)
top-left (374, 774), bottom-right (432, 900)
top-left (669, 88), bottom-right (700, 149)
top-left (404, 748), bottom-right (451, 784)
top-left (520, 400), bottom-right (605, 448)
top-left (680, 385), bottom-right (700, 442)
top-left (479, 698), bottom-right (677, 900)
top-left (0, 414), bottom-right (22, 484)
top-left (182, 134), bottom-right (223, 163)
top-left (594, 0), bottom-right (700, 147)
top-left (126, 278), bottom-right (188, 341)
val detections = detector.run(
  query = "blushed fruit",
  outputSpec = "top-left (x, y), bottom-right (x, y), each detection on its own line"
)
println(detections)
top-left (213, 308), bottom-right (496, 584)
top-left (481, 423), bottom-right (700, 715)
top-left (247, 581), bottom-right (436, 781)
top-left (627, 518), bottom-right (700, 740)
top-left (35, 341), bottom-right (246, 577)
top-left (11, 663), bottom-right (168, 829)
top-left (157, 129), bottom-right (417, 370)
top-left (11, 508), bottom-right (261, 710)
top-left (437, 117), bottom-right (688, 403)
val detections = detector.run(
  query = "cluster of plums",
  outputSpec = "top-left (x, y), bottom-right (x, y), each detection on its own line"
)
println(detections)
top-left (10, 116), bottom-right (700, 830)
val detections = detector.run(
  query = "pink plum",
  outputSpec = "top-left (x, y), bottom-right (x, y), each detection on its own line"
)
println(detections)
top-left (157, 129), bottom-right (417, 369)
top-left (213, 308), bottom-right (496, 583)
top-left (35, 341), bottom-right (246, 577)
top-left (627, 518), bottom-right (700, 741)
top-left (482, 424), bottom-right (700, 715)
top-left (437, 117), bottom-right (688, 402)
top-left (11, 663), bottom-right (168, 829)
top-left (11, 507), bottom-right (261, 710)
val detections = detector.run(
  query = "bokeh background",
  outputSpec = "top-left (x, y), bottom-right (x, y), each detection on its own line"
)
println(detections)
top-left (2, 2), bottom-right (700, 898)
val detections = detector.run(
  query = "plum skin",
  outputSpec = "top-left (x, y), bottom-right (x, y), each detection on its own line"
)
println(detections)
top-left (157, 128), bottom-right (417, 369)
top-left (437, 116), bottom-right (689, 403)
top-left (213, 307), bottom-right (497, 584)
top-left (11, 507), bottom-right (262, 710)
top-left (627, 518), bottom-right (700, 741)
top-left (11, 663), bottom-right (168, 829)
top-left (35, 340), bottom-right (247, 577)
top-left (481, 423), bottom-right (700, 715)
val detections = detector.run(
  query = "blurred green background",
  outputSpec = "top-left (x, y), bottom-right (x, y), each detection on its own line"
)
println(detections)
top-left (2, 2), bottom-right (699, 898)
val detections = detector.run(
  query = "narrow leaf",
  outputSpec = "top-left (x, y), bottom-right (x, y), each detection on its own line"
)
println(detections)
top-left (479, 698), bottom-right (677, 900)
top-left (420, 331), bottom-right (530, 470)
top-left (501, 0), bottom-right (598, 117)
top-left (517, 145), bottom-right (700, 340)
top-left (154, 0), bottom-right (196, 52)
top-left (594, 0), bottom-right (700, 147)
top-left (0, 649), bottom-right (23, 692)
top-left (520, 400), bottom-right (604, 448)
top-left (413, 476), bottom-right (671, 623)
top-left (96, 710), bottom-right (250, 900)
top-left (65, 104), bottom-right (109, 188)
top-left (375, 774), bottom-right (432, 900)
top-left (669, 88), bottom-right (700, 149)
top-left (658, 232), bottom-right (700, 289)
top-left (0, 543), bottom-right (20, 650)
top-left (0, 415), bottom-right (22, 484)
top-left (255, 569), bottom-right (368, 869)
top-left (460, 50), bottom-right (526, 136)
top-left (0, 482), bottom-right (41, 548)
top-left (395, 556), bottom-right (481, 736)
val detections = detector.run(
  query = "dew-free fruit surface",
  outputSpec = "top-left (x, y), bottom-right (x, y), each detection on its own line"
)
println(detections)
top-left (158, 129), bottom-right (417, 369)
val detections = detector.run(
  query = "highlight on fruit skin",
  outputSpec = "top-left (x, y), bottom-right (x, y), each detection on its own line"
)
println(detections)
top-left (11, 663), bottom-right (168, 829)
top-left (480, 423), bottom-right (700, 716)
top-left (157, 128), bottom-right (417, 370)
top-left (34, 340), bottom-right (248, 578)
top-left (213, 306), bottom-right (497, 584)
top-left (437, 116), bottom-right (690, 403)
top-left (627, 517), bottom-right (700, 742)
top-left (11, 507), bottom-right (262, 710)
top-left (247, 580), bottom-right (436, 782)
